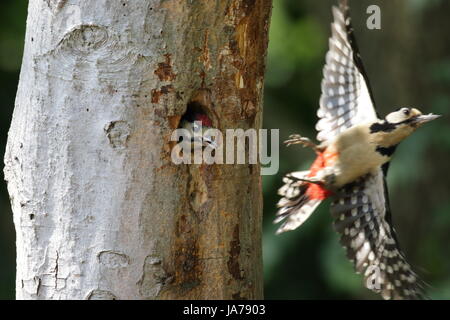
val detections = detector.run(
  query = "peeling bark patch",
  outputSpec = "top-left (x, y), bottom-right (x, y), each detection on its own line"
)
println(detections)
top-left (168, 115), bottom-right (182, 129)
top-left (199, 30), bottom-right (211, 71)
top-left (151, 90), bottom-right (161, 103)
top-left (154, 54), bottom-right (176, 81)
top-left (104, 121), bottom-right (130, 149)
top-left (151, 84), bottom-right (174, 103)
top-left (160, 84), bottom-right (173, 94)
top-left (87, 289), bottom-right (117, 300)
top-left (227, 225), bottom-right (243, 280)
top-left (225, 0), bottom-right (271, 122)
top-left (98, 251), bottom-right (130, 268)
top-left (138, 255), bottom-right (168, 298)
top-left (175, 239), bottom-right (201, 292)
top-left (172, 213), bottom-right (202, 294)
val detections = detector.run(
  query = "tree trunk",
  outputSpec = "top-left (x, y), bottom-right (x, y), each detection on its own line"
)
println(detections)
top-left (4, 0), bottom-right (271, 300)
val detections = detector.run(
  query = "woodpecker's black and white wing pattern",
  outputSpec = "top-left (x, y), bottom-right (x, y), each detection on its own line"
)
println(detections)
top-left (316, 2), bottom-right (378, 142)
top-left (331, 169), bottom-right (426, 299)
top-left (320, 2), bottom-right (426, 300)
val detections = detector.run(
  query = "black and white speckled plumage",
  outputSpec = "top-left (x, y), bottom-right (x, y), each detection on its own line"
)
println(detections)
top-left (275, 171), bottom-right (321, 234)
top-left (325, 1), bottom-right (425, 299)
top-left (325, 1), bottom-right (425, 300)
top-left (316, 3), bottom-right (378, 142)
top-left (331, 168), bottom-right (426, 299)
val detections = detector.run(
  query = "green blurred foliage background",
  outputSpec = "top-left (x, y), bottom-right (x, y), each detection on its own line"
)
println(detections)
top-left (0, 0), bottom-right (27, 299)
top-left (0, 0), bottom-right (449, 299)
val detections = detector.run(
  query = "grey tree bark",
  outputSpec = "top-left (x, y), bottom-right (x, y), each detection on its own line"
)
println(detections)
top-left (4, 0), bottom-right (272, 299)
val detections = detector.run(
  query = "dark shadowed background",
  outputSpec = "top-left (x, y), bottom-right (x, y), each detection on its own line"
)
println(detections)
top-left (1, 0), bottom-right (449, 299)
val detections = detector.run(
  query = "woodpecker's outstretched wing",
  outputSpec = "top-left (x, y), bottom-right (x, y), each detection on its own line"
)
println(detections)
top-left (316, 2), bottom-right (378, 142)
top-left (330, 168), bottom-right (425, 299)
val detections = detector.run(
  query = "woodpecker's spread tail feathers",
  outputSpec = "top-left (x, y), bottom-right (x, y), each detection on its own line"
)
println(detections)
top-left (331, 169), bottom-right (426, 299)
top-left (275, 171), bottom-right (323, 234)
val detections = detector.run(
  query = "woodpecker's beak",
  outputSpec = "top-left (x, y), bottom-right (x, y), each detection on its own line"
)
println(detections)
top-left (202, 136), bottom-right (218, 149)
top-left (413, 113), bottom-right (441, 124)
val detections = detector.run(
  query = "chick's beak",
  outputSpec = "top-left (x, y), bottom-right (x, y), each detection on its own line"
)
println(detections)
top-left (202, 136), bottom-right (218, 149)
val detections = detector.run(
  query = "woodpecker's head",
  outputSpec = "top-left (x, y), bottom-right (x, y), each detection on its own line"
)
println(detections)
top-left (179, 113), bottom-right (217, 149)
top-left (385, 107), bottom-right (440, 128)
top-left (370, 107), bottom-right (441, 146)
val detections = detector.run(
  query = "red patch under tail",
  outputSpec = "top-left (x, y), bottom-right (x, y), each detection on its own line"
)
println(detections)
top-left (305, 150), bottom-right (336, 200)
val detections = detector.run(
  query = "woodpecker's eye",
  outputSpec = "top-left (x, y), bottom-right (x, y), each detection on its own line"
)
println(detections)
top-left (402, 108), bottom-right (410, 116)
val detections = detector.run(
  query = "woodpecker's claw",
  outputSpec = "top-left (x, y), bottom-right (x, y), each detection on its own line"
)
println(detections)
top-left (284, 134), bottom-right (321, 152)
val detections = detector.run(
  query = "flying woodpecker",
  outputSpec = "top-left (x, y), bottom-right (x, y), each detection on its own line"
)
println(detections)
top-left (275, 0), bottom-right (440, 300)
